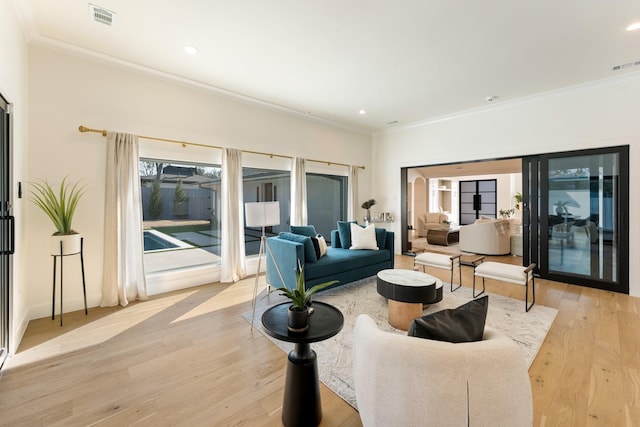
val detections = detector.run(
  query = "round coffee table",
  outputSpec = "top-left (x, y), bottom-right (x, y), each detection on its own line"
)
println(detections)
top-left (376, 269), bottom-right (442, 330)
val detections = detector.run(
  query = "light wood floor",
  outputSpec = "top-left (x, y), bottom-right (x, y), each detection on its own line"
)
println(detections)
top-left (1, 253), bottom-right (639, 426)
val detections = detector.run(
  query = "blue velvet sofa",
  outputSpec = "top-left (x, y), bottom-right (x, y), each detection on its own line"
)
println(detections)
top-left (266, 227), bottom-right (394, 291)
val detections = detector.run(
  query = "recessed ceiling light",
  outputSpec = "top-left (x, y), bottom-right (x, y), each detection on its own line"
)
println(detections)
top-left (485, 96), bottom-right (498, 102)
top-left (626, 22), bottom-right (640, 31)
top-left (359, 110), bottom-right (366, 115)
top-left (183, 45), bottom-right (198, 55)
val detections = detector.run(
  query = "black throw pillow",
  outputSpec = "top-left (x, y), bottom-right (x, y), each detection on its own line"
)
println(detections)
top-left (310, 236), bottom-right (322, 260)
top-left (408, 296), bottom-right (489, 343)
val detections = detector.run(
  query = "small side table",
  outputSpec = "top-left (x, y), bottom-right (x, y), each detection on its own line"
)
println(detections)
top-left (52, 237), bottom-right (88, 326)
top-left (262, 301), bottom-right (344, 427)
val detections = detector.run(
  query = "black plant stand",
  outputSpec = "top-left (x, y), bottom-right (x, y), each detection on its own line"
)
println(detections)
top-left (262, 301), bottom-right (344, 427)
top-left (52, 237), bottom-right (88, 326)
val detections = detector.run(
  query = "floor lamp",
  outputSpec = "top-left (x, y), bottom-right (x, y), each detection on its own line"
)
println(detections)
top-left (245, 201), bottom-right (283, 329)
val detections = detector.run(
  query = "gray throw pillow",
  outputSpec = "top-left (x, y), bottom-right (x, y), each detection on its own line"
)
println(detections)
top-left (290, 225), bottom-right (317, 237)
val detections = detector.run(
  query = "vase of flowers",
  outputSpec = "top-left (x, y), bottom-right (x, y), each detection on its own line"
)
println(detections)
top-left (361, 199), bottom-right (376, 224)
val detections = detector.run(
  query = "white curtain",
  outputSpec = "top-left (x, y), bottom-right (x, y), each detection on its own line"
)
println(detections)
top-left (291, 157), bottom-right (307, 226)
top-left (221, 148), bottom-right (246, 282)
top-left (101, 132), bottom-right (147, 307)
top-left (348, 165), bottom-right (359, 221)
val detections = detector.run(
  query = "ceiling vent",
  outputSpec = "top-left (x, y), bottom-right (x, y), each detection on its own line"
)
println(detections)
top-left (89, 4), bottom-right (116, 26)
top-left (611, 60), bottom-right (640, 71)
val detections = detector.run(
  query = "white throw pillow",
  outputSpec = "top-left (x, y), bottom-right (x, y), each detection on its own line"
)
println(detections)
top-left (349, 223), bottom-right (378, 250)
top-left (317, 234), bottom-right (328, 257)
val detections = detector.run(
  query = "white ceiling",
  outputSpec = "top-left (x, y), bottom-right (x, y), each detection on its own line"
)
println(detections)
top-left (415, 158), bottom-right (521, 179)
top-left (16, 0), bottom-right (640, 132)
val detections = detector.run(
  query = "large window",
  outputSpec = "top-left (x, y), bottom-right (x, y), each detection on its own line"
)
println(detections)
top-left (240, 169), bottom-right (347, 249)
top-left (242, 167), bottom-right (289, 255)
top-left (140, 159), bottom-right (222, 275)
top-left (307, 173), bottom-right (347, 241)
top-left (139, 158), bottom-right (348, 287)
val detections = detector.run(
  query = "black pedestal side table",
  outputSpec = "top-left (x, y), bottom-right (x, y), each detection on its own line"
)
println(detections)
top-left (52, 237), bottom-right (88, 326)
top-left (261, 301), bottom-right (344, 427)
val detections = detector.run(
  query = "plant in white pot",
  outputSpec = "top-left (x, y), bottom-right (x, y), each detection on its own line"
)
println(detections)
top-left (29, 176), bottom-right (88, 255)
top-left (276, 260), bottom-right (338, 332)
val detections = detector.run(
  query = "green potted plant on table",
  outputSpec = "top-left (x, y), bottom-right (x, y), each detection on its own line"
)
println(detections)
top-left (29, 176), bottom-right (88, 255)
top-left (514, 192), bottom-right (523, 210)
top-left (276, 261), bottom-right (338, 332)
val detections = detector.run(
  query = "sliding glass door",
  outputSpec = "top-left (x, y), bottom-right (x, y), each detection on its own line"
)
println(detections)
top-left (0, 94), bottom-right (12, 366)
top-left (524, 146), bottom-right (629, 293)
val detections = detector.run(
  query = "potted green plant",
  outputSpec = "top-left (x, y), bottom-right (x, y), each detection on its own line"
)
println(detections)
top-left (29, 176), bottom-right (88, 255)
top-left (514, 192), bottom-right (523, 210)
top-left (276, 261), bottom-right (338, 332)
top-left (499, 208), bottom-right (515, 219)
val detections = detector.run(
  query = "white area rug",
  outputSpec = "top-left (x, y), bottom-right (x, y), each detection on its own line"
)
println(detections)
top-left (243, 276), bottom-right (558, 409)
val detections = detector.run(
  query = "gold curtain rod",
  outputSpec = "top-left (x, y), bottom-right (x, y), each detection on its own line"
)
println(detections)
top-left (78, 125), bottom-right (365, 170)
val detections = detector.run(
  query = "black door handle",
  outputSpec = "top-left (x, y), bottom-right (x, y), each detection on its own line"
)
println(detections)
top-left (473, 194), bottom-right (482, 211)
top-left (1, 215), bottom-right (14, 255)
top-left (8, 215), bottom-right (14, 254)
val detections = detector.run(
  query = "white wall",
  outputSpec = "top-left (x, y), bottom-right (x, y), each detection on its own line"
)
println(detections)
top-left (24, 44), bottom-right (372, 323)
top-left (0, 0), bottom-right (28, 354)
top-left (373, 73), bottom-right (640, 295)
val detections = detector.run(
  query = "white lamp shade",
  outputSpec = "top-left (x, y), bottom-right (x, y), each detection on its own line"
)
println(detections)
top-left (245, 201), bottom-right (280, 227)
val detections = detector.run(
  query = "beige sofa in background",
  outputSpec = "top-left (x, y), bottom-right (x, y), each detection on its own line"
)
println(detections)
top-left (417, 212), bottom-right (448, 236)
top-left (459, 218), bottom-right (511, 255)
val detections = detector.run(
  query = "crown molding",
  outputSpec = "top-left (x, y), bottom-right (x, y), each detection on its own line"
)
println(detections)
top-left (29, 35), bottom-right (372, 137)
top-left (375, 69), bottom-right (640, 137)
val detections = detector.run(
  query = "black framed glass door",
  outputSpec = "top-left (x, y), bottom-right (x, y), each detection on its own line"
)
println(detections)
top-left (0, 93), bottom-right (12, 366)
top-left (523, 146), bottom-right (629, 293)
top-left (459, 179), bottom-right (496, 225)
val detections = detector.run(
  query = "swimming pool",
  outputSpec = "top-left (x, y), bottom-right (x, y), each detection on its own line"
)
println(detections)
top-left (143, 230), bottom-right (193, 252)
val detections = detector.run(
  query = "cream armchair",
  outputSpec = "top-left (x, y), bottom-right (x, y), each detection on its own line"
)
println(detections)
top-left (417, 212), bottom-right (448, 237)
top-left (459, 219), bottom-right (511, 255)
top-left (352, 315), bottom-right (533, 427)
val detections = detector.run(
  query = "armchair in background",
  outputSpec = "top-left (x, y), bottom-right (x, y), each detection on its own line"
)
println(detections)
top-left (417, 212), bottom-right (448, 237)
top-left (459, 219), bottom-right (511, 255)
